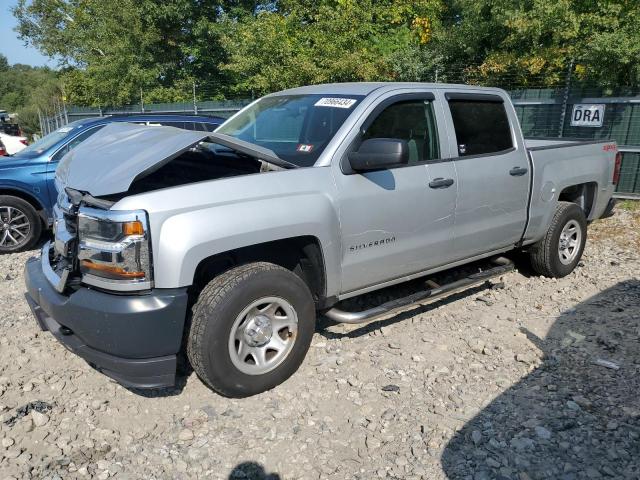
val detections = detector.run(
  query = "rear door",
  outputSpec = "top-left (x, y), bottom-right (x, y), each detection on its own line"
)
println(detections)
top-left (442, 91), bottom-right (530, 260)
top-left (334, 92), bottom-right (457, 294)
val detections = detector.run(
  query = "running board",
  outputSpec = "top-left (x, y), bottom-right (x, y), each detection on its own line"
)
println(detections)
top-left (324, 257), bottom-right (514, 324)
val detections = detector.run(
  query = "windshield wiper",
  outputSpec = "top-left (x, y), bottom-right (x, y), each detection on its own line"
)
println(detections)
top-left (206, 133), bottom-right (298, 169)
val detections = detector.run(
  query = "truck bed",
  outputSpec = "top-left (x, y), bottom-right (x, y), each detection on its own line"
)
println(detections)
top-left (522, 137), bottom-right (616, 245)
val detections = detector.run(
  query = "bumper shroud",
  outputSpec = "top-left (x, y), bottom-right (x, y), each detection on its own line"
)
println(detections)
top-left (24, 257), bottom-right (189, 389)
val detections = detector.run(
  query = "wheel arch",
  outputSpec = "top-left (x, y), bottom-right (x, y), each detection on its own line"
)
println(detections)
top-left (558, 181), bottom-right (598, 220)
top-left (191, 235), bottom-right (329, 308)
top-left (0, 186), bottom-right (48, 224)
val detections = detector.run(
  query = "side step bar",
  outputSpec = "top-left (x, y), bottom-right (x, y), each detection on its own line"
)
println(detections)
top-left (324, 257), bottom-right (514, 324)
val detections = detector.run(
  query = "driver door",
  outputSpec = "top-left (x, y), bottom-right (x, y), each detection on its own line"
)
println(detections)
top-left (333, 93), bottom-right (458, 294)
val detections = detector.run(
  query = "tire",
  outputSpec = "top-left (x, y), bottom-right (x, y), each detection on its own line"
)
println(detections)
top-left (529, 201), bottom-right (587, 278)
top-left (0, 195), bottom-right (42, 253)
top-left (187, 262), bottom-right (316, 398)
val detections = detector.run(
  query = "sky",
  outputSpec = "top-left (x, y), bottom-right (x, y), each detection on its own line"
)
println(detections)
top-left (0, 0), bottom-right (57, 68)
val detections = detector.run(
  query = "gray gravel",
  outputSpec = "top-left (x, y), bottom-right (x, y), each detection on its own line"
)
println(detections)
top-left (1, 209), bottom-right (639, 479)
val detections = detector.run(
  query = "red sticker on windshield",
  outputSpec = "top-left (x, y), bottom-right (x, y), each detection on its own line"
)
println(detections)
top-left (297, 144), bottom-right (314, 153)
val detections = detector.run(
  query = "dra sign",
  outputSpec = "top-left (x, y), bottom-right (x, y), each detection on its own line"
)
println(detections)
top-left (571, 104), bottom-right (605, 127)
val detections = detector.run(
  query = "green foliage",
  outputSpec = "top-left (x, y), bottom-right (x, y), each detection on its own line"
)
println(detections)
top-left (618, 200), bottom-right (640, 212)
top-left (440, 0), bottom-right (640, 87)
top-left (8, 0), bottom-right (640, 111)
top-left (220, 0), bottom-right (444, 95)
top-left (12, 0), bottom-right (251, 106)
top-left (0, 54), bottom-right (60, 135)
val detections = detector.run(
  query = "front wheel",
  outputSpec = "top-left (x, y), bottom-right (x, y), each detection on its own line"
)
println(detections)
top-left (0, 195), bottom-right (42, 253)
top-left (187, 262), bottom-right (316, 398)
top-left (529, 201), bottom-right (587, 278)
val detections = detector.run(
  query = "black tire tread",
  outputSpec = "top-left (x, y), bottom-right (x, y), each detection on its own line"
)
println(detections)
top-left (529, 201), bottom-right (585, 277)
top-left (187, 262), bottom-right (298, 397)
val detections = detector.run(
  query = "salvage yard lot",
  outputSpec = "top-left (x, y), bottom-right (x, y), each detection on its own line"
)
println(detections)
top-left (1, 206), bottom-right (639, 479)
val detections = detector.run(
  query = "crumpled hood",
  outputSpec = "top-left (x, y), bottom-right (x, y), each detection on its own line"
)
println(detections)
top-left (56, 122), bottom-right (208, 196)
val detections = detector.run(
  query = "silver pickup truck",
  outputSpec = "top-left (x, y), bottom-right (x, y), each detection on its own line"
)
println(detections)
top-left (24, 83), bottom-right (620, 397)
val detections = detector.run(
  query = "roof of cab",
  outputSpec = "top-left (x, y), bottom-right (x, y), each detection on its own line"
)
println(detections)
top-left (270, 82), bottom-right (506, 97)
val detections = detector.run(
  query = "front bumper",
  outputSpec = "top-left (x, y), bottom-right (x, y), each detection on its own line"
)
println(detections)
top-left (24, 256), bottom-right (189, 389)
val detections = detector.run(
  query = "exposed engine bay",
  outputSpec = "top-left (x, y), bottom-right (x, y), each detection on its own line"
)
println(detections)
top-left (56, 122), bottom-right (293, 199)
top-left (117, 144), bottom-right (282, 198)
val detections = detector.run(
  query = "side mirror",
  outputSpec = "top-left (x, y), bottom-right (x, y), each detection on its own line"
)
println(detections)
top-left (348, 138), bottom-right (409, 171)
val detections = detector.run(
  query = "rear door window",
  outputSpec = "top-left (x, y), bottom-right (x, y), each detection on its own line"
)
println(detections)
top-left (448, 99), bottom-right (513, 156)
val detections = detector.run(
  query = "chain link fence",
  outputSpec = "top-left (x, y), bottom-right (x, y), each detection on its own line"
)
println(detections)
top-left (41, 73), bottom-right (640, 196)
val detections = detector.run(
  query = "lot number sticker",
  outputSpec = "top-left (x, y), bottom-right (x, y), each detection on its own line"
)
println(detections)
top-left (315, 98), bottom-right (357, 109)
top-left (571, 104), bottom-right (605, 127)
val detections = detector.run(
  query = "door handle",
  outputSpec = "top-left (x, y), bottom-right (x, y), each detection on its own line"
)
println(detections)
top-left (429, 177), bottom-right (454, 189)
top-left (509, 166), bottom-right (528, 176)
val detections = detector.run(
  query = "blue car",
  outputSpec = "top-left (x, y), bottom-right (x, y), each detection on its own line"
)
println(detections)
top-left (0, 114), bottom-right (224, 252)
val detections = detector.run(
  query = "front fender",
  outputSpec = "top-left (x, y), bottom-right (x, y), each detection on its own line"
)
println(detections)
top-left (113, 168), bottom-right (342, 295)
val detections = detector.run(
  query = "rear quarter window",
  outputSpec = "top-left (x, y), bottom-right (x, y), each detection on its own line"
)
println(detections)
top-left (448, 100), bottom-right (513, 156)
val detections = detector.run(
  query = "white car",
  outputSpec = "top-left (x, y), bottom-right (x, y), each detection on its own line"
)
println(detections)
top-left (0, 132), bottom-right (28, 155)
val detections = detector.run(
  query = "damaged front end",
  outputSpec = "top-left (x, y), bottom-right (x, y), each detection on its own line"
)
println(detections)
top-left (46, 186), bottom-right (152, 293)
top-left (47, 122), bottom-right (291, 294)
top-left (56, 122), bottom-right (291, 199)
top-left (23, 121), bottom-right (295, 388)
top-left (25, 189), bottom-right (187, 389)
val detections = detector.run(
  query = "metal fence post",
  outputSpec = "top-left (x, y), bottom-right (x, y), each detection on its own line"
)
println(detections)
top-left (558, 59), bottom-right (574, 138)
top-left (193, 81), bottom-right (198, 115)
top-left (37, 109), bottom-right (44, 136)
top-left (53, 99), bottom-right (60, 130)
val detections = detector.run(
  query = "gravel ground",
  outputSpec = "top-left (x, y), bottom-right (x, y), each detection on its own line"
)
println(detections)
top-left (0, 207), bottom-right (639, 480)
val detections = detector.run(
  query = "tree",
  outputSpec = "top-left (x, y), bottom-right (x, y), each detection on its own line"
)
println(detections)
top-left (436, 0), bottom-right (640, 88)
top-left (12, 0), bottom-right (262, 106)
top-left (0, 55), bottom-right (9, 72)
top-left (11, 0), bottom-right (640, 108)
top-left (219, 0), bottom-right (444, 96)
top-left (0, 54), bottom-right (61, 135)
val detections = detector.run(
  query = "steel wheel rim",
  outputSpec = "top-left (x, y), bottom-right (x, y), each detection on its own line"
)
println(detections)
top-left (228, 296), bottom-right (298, 376)
top-left (558, 219), bottom-right (581, 265)
top-left (0, 206), bottom-right (31, 248)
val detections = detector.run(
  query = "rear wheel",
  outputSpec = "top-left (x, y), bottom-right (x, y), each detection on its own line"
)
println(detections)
top-left (187, 262), bottom-right (315, 398)
top-left (0, 196), bottom-right (42, 253)
top-left (529, 201), bottom-right (587, 278)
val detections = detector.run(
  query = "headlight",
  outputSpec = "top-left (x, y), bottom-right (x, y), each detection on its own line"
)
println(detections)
top-left (77, 207), bottom-right (153, 291)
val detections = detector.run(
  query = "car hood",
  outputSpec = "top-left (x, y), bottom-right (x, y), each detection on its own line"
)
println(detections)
top-left (56, 122), bottom-right (209, 197)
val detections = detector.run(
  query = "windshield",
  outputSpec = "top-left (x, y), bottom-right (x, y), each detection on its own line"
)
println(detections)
top-left (217, 94), bottom-right (364, 167)
top-left (13, 120), bottom-right (85, 158)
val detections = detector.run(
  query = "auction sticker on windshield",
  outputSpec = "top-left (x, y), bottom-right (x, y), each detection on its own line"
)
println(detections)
top-left (296, 144), bottom-right (314, 153)
top-left (315, 98), bottom-right (357, 109)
